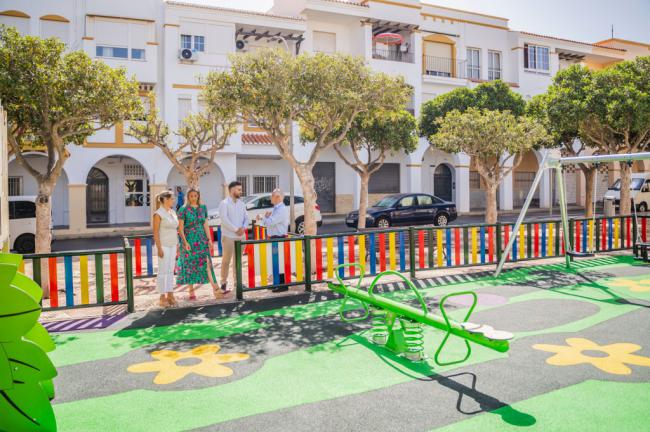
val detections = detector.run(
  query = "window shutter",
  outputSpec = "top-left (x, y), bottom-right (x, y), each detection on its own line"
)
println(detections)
top-left (523, 44), bottom-right (528, 68)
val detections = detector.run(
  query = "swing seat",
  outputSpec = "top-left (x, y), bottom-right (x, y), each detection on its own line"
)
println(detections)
top-left (567, 250), bottom-right (595, 258)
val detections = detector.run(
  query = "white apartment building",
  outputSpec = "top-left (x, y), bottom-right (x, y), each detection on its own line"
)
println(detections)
top-left (2, 0), bottom-right (648, 237)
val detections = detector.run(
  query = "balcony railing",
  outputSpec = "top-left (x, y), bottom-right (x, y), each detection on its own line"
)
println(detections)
top-left (372, 48), bottom-right (415, 64)
top-left (422, 55), bottom-right (467, 79)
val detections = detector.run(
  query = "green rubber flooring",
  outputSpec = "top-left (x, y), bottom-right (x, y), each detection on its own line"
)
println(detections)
top-left (48, 255), bottom-right (650, 431)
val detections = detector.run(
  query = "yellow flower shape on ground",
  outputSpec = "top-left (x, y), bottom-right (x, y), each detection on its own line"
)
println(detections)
top-left (533, 338), bottom-right (650, 375)
top-left (128, 344), bottom-right (250, 385)
top-left (608, 278), bottom-right (650, 292)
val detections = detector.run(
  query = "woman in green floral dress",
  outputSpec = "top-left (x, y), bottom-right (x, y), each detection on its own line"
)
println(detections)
top-left (177, 189), bottom-right (219, 300)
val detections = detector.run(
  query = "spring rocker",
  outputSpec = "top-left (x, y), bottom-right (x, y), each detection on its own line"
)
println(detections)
top-left (328, 263), bottom-right (513, 364)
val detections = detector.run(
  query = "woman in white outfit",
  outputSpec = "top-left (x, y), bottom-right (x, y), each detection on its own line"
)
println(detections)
top-left (153, 190), bottom-right (179, 308)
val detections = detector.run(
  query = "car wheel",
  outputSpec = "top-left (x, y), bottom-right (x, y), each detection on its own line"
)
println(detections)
top-left (295, 217), bottom-right (305, 235)
top-left (638, 202), bottom-right (648, 213)
top-left (14, 234), bottom-right (35, 254)
top-left (434, 213), bottom-right (449, 227)
top-left (375, 217), bottom-right (390, 228)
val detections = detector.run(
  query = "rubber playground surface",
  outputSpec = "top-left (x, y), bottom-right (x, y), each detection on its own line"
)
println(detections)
top-left (48, 255), bottom-right (650, 431)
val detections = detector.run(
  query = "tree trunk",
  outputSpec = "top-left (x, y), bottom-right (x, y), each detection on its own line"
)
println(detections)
top-left (185, 171), bottom-right (200, 190)
top-left (619, 162), bottom-right (632, 216)
top-left (485, 183), bottom-right (498, 225)
top-left (295, 164), bottom-right (318, 236)
top-left (582, 167), bottom-right (596, 219)
top-left (36, 182), bottom-right (54, 298)
top-left (357, 172), bottom-right (370, 230)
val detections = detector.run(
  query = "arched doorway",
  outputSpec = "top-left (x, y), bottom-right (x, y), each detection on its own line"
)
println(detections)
top-left (434, 164), bottom-right (453, 202)
top-left (86, 168), bottom-right (109, 224)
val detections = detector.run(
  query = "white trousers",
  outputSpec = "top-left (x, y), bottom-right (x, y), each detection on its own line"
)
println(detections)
top-left (157, 245), bottom-right (176, 294)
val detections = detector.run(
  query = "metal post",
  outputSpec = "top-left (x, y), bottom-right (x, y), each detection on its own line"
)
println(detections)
top-left (304, 236), bottom-right (312, 292)
top-left (495, 152), bottom-right (550, 277)
top-left (235, 240), bottom-right (243, 300)
top-left (124, 246), bottom-right (135, 313)
top-left (408, 227), bottom-right (416, 279)
top-left (556, 166), bottom-right (572, 269)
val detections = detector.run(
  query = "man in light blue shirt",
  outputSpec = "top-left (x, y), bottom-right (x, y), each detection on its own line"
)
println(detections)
top-left (257, 189), bottom-right (289, 238)
top-left (257, 189), bottom-right (290, 292)
top-left (218, 181), bottom-right (249, 294)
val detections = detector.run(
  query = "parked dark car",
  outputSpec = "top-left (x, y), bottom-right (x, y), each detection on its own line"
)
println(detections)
top-left (345, 193), bottom-right (457, 228)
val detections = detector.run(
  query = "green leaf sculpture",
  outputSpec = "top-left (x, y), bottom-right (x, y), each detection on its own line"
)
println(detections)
top-left (0, 253), bottom-right (57, 432)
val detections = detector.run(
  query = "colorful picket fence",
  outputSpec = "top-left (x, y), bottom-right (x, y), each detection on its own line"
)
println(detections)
top-left (20, 248), bottom-right (134, 312)
top-left (234, 215), bottom-right (650, 300)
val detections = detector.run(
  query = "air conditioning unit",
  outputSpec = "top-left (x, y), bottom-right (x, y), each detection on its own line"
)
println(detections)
top-left (178, 48), bottom-right (198, 61)
top-left (235, 39), bottom-right (247, 52)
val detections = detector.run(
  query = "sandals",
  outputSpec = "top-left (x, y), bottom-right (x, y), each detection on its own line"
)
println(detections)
top-left (220, 283), bottom-right (232, 294)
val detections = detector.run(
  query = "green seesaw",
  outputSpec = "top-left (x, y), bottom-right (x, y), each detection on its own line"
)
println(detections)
top-left (327, 263), bottom-right (513, 365)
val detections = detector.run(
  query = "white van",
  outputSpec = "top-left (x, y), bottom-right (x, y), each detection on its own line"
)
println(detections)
top-left (603, 173), bottom-right (650, 212)
top-left (8, 196), bottom-right (37, 253)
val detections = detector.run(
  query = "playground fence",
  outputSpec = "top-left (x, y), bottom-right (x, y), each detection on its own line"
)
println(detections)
top-left (19, 247), bottom-right (135, 313)
top-left (234, 215), bottom-right (650, 300)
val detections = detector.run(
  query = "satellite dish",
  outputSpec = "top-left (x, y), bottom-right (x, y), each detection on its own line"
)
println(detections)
top-left (236, 40), bottom-right (246, 50)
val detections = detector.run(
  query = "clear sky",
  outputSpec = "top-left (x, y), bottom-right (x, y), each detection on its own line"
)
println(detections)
top-left (195, 0), bottom-right (650, 44)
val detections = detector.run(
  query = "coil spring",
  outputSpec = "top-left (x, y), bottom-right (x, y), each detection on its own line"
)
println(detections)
top-left (370, 307), bottom-right (389, 346)
top-left (400, 318), bottom-right (425, 361)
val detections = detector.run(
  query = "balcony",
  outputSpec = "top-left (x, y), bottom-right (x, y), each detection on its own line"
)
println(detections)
top-left (372, 48), bottom-right (415, 64)
top-left (422, 55), bottom-right (467, 79)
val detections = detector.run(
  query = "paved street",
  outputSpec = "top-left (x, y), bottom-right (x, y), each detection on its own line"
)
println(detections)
top-left (52, 208), bottom-right (586, 252)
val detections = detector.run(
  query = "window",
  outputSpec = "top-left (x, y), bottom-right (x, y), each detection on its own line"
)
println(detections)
top-left (124, 165), bottom-right (148, 207)
top-left (283, 196), bottom-right (304, 206)
top-left (237, 175), bottom-right (249, 196)
top-left (467, 48), bottom-right (481, 80)
top-left (96, 46), bottom-right (129, 59)
top-left (131, 48), bottom-right (145, 60)
top-left (253, 175), bottom-right (278, 194)
top-left (524, 44), bottom-right (550, 72)
top-left (180, 34), bottom-right (205, 52)
top-left (470, 171), bottom-right (481, 189)
top-left (9, 201), bottom-right (36, 220)
top-left (417, 195), bottom-right (433, 206)
top-left (488, 50), bottom-right (501, 80)
top-left (369, 163), bottom-right (400, 194)
top-left (8, 177), bottom-right (22, 196)
top-left (257, 196), bottom-right (272, 209)
top-left (399, 196), bottom-right (416, 207)
top-left (313, 31), bottom-right (336, 54)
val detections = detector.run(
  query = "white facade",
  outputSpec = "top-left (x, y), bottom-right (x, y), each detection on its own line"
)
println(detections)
top-left (1, 0), bottom-right (647, 236)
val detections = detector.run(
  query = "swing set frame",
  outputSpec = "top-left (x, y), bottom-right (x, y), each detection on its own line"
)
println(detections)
top-left (495, 152), bottom-right (650, 277)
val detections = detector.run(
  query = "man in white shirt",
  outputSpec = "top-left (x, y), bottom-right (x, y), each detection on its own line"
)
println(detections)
top-left (218, 181), bottom-right (249, 293)
top-left (256, 189), bottom-right (290, 292)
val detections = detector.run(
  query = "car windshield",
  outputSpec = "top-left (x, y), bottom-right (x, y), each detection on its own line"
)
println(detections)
top-left (242, 196), bottom-right (258, 203)
top-left (609, 178), bottom-right (645, 191)
top-left (373, 196), bottom-right (399, 208)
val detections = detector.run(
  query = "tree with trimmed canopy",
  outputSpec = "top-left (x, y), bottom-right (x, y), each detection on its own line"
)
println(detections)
top-left (333, 109), bottom-right (418, 229)
top-left (0, 27), bottom-right (141, 254)
top-left (203, 49), bottom-right (409, 235)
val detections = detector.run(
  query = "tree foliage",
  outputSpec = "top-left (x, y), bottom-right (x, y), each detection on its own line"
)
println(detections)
top-left (129, 92), bottom-right (238, 189)
top-left (334, 109), bottom-right (418, 228)
top-left (431, 108), bottom-right (550, 223)
top-left (204, 49), bottom-right (410, 234)
top-left (0, 27), bottom-right (140, 253)
top-left (419, 80), bottom-right (525, 138)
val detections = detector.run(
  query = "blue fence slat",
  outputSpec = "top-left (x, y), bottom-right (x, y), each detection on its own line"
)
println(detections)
top-left (369, 233), bottom-right (376, 275)
top-left (541, 223), bottom-right (547, 257)
top-left (608, 218), bottom-right (613, 250)
top-left (512, 226), bottom-right (518, 261)
top-left (337, 236), bottom-right (345, 278)
top-left (145, 237), bottom-right (153, 276)
top-left (480, 226), bottom-right (486, 264)
top-left (64, 255), bottom-right (74, 306)
top-left (582, 221), bottom-right (588, 252)
top-left (445, 228), bottom-right (452, 267)
top-left (272, 242), bottom-right (280, 285)
top-left (217, 226), bottom-right (223, 256)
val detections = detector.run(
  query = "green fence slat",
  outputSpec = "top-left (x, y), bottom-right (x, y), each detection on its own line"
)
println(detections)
top-left (427, 228), bottom-right (434, 268)
top-left (32, 257), bottom-right (41, 287)
top-left (95, 253), bottom-right (104, 304)
top-left (620, 216), bottom-right (625, 248)
top-left (555, 221), bottom-right (560, 255)
top-left (526, 223), bottom-right (532, 259)
top-left (596, 219), bottom-right (601, 252)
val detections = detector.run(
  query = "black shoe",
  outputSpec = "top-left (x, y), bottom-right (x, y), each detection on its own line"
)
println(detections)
top-left (271, 287), bottom-right (289, 293)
